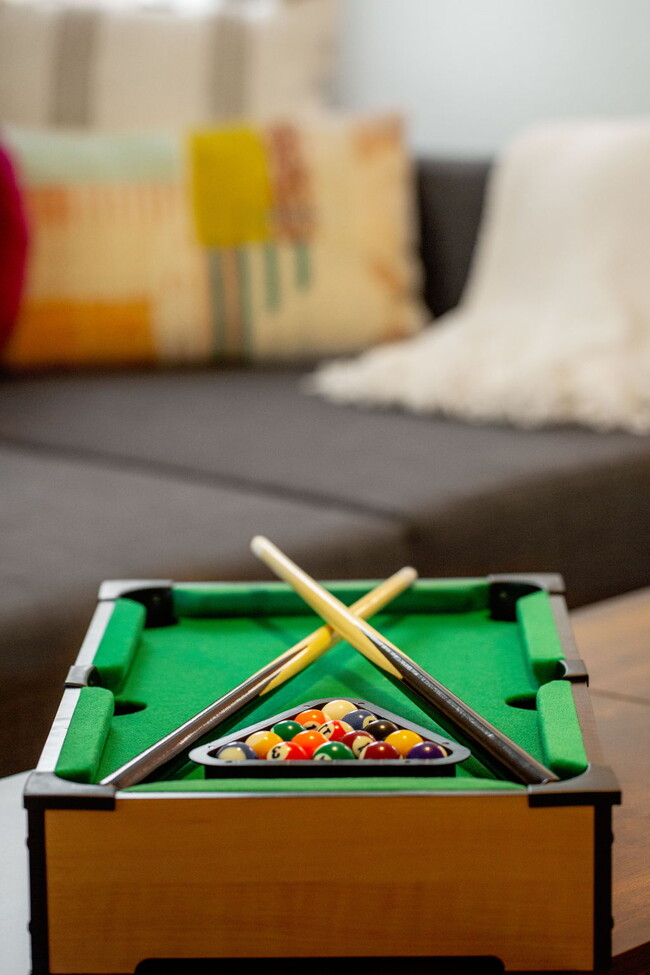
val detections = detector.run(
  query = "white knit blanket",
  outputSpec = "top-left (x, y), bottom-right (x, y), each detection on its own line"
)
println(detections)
top-left (308, 120), bottom-right (650, 433)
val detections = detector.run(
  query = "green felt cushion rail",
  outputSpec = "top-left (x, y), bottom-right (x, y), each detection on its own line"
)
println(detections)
top-left (55, 686), bottom-right (114, 783)
top-left (538, 680), bottom-right (589, 778)
top-left (517, 590), bottom-right (565, 684)
top-left (92, 597), bottom-right (146, 691)
top-left (171, 578), bottom-right (490, 619)
top-left (53, 581), bottom-right (588, 791)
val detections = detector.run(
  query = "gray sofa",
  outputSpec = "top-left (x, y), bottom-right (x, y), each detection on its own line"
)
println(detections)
top-left (2, 159), bottom-right (650, 777)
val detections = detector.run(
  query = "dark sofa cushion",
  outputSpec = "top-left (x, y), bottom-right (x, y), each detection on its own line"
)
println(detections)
top-left (2, 367), bottom-right (649, 611)
top-left (416, 159), bottom-right (490, 317)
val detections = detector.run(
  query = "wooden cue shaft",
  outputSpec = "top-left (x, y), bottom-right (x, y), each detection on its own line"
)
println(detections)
top-left (100, 566), bottom-right (417, 790)
top-left (251, 536), bottom-right (559, 786)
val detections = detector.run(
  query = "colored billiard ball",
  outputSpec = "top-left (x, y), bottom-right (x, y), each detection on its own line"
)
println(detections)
top-left (359, 741), bottom-right (402, 760)
top-left (344, 708), bottom-right (376, 730)
top-left (364, 719), bottom-right (399, 741)
top-left (245, 730), bottom-right (283, 758)
top-left (318, 719), bottom-right (353, 742)
top-left (214, 742), bottom-right (258, 761)
top-left (294, 708), bottom-right (326, 730)
top-left (406, 741), bottom-right (449, 760)
top-left (266, 741), bottom-right (309, 761)
top-left (313, 741), bottom-right (355, 761)
top-left (321, 699), bottom-right (357, 722)
top-left (292, 730), bottom-right (328, 757)
top-left (341, 730), bottom-right (375, 758)
top-left (272, 720), bottom-right (304, 741)
top-left (384, 729), bottom-right (424, 756)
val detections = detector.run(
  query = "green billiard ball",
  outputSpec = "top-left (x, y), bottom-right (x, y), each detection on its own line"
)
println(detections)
top-left (271, 720), bottom-right (304, 741)
top-left (313, 741), bottom-right (355, 761)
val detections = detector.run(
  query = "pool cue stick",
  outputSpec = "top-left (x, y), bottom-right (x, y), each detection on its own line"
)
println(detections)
top-left (100, 566), bottom-right (417, 790)
top-left (251, 536), bottom-right (560, 786)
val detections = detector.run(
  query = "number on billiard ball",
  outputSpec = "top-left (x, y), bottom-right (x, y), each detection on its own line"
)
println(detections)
top-left (318, 720), bottom-right (353, 742)
top-left (312, 741), bottom-right (355, 761)
top-left (266, 741), bottom-right (309, 761)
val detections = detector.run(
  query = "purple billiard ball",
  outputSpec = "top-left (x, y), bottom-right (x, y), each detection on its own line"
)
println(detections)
top-left (406, 741), bottom-right (449, 760)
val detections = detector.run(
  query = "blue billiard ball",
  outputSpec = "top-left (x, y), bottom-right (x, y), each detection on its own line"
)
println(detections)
top-left (344, 708), bottom-right (376, 730)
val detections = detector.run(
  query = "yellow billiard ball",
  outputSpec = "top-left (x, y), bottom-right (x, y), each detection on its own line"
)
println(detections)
top-left (384, 729), bottom-right (423, 757)
top-left (245, 730), bottom-right (283, 758)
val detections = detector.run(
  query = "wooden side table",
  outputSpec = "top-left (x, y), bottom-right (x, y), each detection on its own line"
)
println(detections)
top-left (571, 587), bottom-right (650, 972)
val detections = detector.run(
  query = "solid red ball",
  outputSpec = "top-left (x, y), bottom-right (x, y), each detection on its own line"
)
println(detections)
top-left (359, 740), bottom-right (402, 760)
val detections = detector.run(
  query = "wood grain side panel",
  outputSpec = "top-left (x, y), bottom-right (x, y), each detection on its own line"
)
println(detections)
top-left (46, 795), bottom-right (595, 973)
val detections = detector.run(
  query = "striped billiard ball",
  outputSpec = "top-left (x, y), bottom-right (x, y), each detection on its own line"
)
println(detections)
top-left (318, 720), bottom-right (353, 742)
top-left (364, 719), bottom-right (399, 741)
top-left (294, 708), bottom-right (326, 730)
top-left (215, 742), bottom-right (258, 761)
top-left (313, 741), bottom-right (355, 761)
top-left (341, 730), bottom-right (375, 758)
top-left (344, 709), bottom-right (376, 730)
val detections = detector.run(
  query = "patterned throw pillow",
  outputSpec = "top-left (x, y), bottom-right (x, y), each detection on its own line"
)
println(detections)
top-left (0, 144), bottom-right (29, 354)
top-left (3, 116), bottom-right (423, 368)
top-left (0, 0), bottom-right (339, 129)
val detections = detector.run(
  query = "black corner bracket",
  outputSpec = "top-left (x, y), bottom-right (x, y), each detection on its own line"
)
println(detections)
top-left (98, 580), bottom-right (177, 628)
top-left (487, 573), bottom-right (566, 621)
top-left (23, 772), bottom-right (116, 811)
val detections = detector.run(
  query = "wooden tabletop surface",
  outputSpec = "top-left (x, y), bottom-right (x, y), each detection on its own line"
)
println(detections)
top-left (571, 587), bottom-right (650, 964)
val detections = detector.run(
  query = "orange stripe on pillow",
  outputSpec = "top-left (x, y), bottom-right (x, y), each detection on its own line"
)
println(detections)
top-left (6, 298), bottom-right (155, 366)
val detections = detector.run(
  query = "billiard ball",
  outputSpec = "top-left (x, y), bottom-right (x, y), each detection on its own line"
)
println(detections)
top-left (406, 741), bottom-right (449, 760)
top-left (359, 741), bottom-right (402, 760)
top-left (245, 730), bottom-right (283, 758)
top-left (318, 720), bottom-right (353, 742)
top-left (266, 741), bottom-right (309, 761)
top-left (384, 729), bottom-right (423, 756)
top-left (214, 742), bottom-right (258, 761)
top-left (272, 720), bottom-right (304, 741)
top-left (313, 741), bottom-right (355, 761)
top-left (364, 719), bottom-right (399, 741)
top-left (341, 730), bottom-right (375, 758)
top-left (344, 708), bottom-right (376, 730)
top-left (321, 699), bottom-right (356, 722)
top-left (294, 708), bottom-right (326, 730)
top-left (292, 730), bottom-right (328, 757)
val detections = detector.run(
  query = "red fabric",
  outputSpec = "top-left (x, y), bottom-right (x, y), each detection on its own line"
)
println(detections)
top-left (0, 144), bottom-right (29, 354)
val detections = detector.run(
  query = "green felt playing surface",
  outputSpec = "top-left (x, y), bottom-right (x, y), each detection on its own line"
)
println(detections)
top-left (55, 580), bottom-right (588, 791)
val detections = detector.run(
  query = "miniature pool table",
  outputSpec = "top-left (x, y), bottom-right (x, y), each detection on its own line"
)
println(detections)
top-left (25, 574), bottom-right (620, 975)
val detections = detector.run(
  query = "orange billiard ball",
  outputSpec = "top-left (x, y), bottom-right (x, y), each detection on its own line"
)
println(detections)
top-left (294, 708), bottom-right (326, 730)
top-left (292, 730), bottom-right (328, 758)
